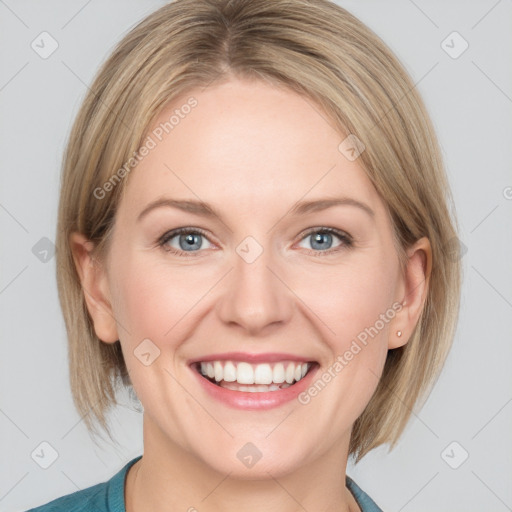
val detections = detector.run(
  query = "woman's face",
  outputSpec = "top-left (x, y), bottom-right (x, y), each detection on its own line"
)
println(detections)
top-left (89, 76), bottom-right (414, 477)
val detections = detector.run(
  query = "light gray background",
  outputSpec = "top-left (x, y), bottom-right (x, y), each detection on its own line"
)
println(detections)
top-left (1, 1), bottom-right (511, 511)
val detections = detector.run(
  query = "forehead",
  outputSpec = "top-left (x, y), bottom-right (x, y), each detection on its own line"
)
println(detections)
top-left (119, 77), bottom-right (386, 222)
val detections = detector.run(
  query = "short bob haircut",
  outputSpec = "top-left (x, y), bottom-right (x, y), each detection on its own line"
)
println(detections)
top-left (56, 0), bottom-right (462, 462)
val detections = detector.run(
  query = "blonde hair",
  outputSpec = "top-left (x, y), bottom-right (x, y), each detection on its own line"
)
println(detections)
top-left (56, 0), bottom-right (462, 462)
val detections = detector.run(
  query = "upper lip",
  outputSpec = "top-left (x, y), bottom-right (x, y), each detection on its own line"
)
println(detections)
top-left (188, 352), bottom-right (316, 365)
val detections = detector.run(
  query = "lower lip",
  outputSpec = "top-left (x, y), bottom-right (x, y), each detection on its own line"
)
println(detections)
top-left (191, 364), bottom-right (319, 410)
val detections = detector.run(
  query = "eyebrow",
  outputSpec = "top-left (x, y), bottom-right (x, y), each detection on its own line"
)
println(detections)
top-left (137, 196), bottom-right (375, 223)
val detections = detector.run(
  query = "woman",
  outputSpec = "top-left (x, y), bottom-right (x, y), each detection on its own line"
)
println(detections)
top-left (28, 0), bottom-right (461, 510)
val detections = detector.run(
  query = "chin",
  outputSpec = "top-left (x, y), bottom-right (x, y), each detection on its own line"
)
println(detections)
top-left (195, 443), bottom-right (308, 480)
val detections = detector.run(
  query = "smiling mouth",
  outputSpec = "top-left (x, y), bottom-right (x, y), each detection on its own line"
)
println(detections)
top-left (193, 360), bottom-right (317, 392)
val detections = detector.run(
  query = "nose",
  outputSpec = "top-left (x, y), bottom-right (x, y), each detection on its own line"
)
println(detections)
top-left (216, 243), bottom-right (294, 336)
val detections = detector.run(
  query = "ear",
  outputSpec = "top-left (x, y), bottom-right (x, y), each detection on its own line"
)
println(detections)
top-left (389, 236), bottom-right (432, 349)
top-left (69, 232), bottom-right (119, 344)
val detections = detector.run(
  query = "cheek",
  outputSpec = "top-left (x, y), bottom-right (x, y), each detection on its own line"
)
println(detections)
top-left (298, 252), bottom-right (399, 346)
top-left (296, 255), bottom-right (398, 422)
top-left (109, 250), bottom-right (221, 358)
top-left (109, 252), bottom-right (187, 345)
top-left (108, 254), bottom-right (197, 407)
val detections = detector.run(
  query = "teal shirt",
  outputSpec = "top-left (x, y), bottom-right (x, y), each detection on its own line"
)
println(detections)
top-left (27, 455), bottom-right (383, 512)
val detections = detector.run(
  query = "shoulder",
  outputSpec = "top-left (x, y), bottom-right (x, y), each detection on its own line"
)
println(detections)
top-left (26, 456), bottom-right (142, 512)
top-left (25, 480), bottom-right (109, 512)
top-left (346, 475), bottom-right (384, 512)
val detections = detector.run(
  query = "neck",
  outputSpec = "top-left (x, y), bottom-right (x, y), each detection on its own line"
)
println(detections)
top-left (126, 414), bottom-right (361, 512)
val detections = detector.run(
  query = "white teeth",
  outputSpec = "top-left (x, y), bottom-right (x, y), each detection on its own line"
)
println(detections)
top-left (254, 363), bottom-right (273, 384)
top-left (214, 361), bottom-right (223, 382)
top-left (223, 361), bottom-right (237, 382)
top-left (285, 363), bottom-right (295, 384)
top-left (273, 363), bottom-right (285, 383)
top-left (237, 362), bottom-right (254, 384)
top-left (198, 360), bottom-right (312, 388)
top-left (220, 382), bottom-right (292, 392)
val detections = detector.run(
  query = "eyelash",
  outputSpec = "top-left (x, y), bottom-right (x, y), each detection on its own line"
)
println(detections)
top-left (157, 226), bottom-right (353, 258)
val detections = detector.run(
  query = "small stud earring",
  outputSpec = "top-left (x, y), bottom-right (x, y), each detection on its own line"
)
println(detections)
top-left (397, 330), bottom-right (402, 337)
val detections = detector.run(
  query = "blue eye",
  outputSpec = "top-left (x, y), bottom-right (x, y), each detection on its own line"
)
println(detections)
top-left (158, 227), bottom-right (352, 257)
top-left (159, 228), bottom-right (213, 255)
top-left (297, 228), bottom-right (353, 255)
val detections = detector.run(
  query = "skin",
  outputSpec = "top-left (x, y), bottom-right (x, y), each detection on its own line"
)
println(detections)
top-left (71, 76), bottom-right (431, 512)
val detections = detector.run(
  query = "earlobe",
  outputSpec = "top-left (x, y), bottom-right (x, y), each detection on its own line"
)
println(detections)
top-left (388, 236), bottom-right (432, 350)
top-left (69, 232), bottom-right (119, 344)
